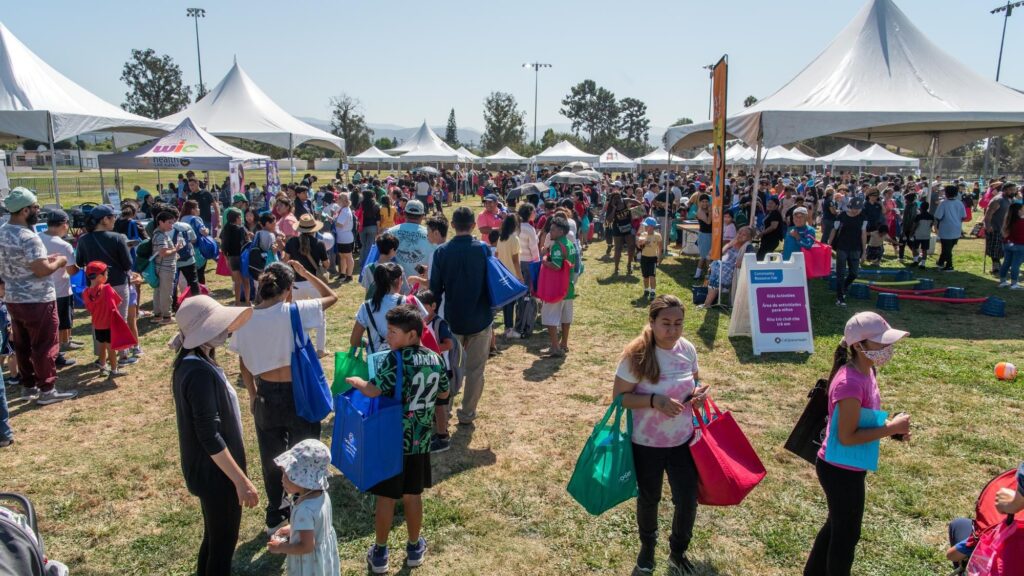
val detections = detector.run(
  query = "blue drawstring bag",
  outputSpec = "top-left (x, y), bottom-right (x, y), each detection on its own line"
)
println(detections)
top-left (289, 304), bottom-right (333, 423)
top-left (528, 260), bottom-right (543, 294)
top-left (197, 234), bottom-right (219, 260)
top-left (358, 244), bottom-right (380, 283)
top-left (70, 270), bottom-right (86, 308)
top-left (483, 246), bottom-right (527, 309)
top-left (332, 350), bottom-right (404, 492)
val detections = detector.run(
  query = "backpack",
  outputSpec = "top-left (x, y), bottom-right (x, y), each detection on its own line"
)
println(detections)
top-left (196, 234), bottom-right (219, 260)
top-left (172, 228), bottom-right (194, 260)
top-left (133, 239), bottom-right (154, 273)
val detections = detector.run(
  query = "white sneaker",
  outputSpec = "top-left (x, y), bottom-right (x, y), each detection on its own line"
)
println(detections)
top-left (506, 329), bottom-right (521, 339)
top-left (1010, 283), bottom-right (1024, 290)
top-left (36, 389), bottom-right (78, 406)
top-left (999, 280), bottom-right (1011, 288)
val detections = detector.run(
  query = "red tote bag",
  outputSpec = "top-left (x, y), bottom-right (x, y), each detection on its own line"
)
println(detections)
top-left (535, 263), bottom-right (570, 304)
top-left (215, 252), bottom-right (231, 276)
top-left (688, 398), bottom-right (766, 506)
top-left (801, 242), bottom-right (832, 278)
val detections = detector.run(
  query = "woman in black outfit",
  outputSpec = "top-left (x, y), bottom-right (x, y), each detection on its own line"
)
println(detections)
top-left (171, 295), bottom-right (257, 576)
top-left (220, 208), bottom-right (249, 304)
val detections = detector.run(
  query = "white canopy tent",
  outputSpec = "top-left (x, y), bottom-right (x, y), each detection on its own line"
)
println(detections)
top-left (0, 22), bottom-right (172, 204)
top-left (350, 146), bottom-right (394, 163)
top-left (596, 147), bottom-right (636, 170)
top-left (817, 144), bottom-right (865, 167)
top-left (532, 141), bottom-right (599, 164)
top-left (690, 150), bottom-right (714, 166)
top-left (725, 143), bottom-right (753, 164)
top-left (390, 122), bottom-right (461, 163)
top-left (99, 118), bottom-right (268, 193)
top-left (156, 61), bottom-right (343, 174)
top-left (856, 144), bottom-right (919, 167)
top-left (636, 147), bottom-right (687, 166)
top-left (483, 146), bottom-right (528, 165)
top-left (761, 145), bottom-right (818, 166)
top-left (787, 147), bottom-right (817, 164)
top-left (666, 0), bottom-right (1024, 162)
top-left (456, 146), bottom-right (481, 163)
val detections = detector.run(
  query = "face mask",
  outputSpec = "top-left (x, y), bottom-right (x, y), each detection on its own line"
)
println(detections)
top-left (205, 330), bottom-right (229, 350)
top-left (862, 345), bottom-right (895, 367)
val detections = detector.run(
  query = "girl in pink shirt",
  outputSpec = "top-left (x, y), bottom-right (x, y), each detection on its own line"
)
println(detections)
top-left (805, 312), bottom-right (911, 576)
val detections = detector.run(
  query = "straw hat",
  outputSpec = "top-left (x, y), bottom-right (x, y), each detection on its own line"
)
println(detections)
top-left (173, 295), bottom-right (252, 349)
top-left (297, 213), bottom-right (323, 234)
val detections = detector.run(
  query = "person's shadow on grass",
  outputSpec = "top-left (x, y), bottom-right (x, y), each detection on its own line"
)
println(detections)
top-left (233, 532), bottom-right (286, 575)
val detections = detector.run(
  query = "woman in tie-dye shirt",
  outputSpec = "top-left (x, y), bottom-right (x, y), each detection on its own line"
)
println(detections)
top-left (613, 295), bottom-right (709, 575)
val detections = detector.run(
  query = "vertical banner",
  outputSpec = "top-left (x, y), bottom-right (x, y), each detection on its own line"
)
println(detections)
top-left (710, 55), bottom-right (728, 261)
top-left (229, 161), bottom-right (244, 198)
top-left (266, 161), bottom-right (281, 209)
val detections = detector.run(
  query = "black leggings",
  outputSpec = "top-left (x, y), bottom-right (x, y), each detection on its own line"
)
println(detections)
top-left (804, 458), bottom-right (867, 576)
top-left (196, 478), bottom-right (242, 576)
top-left (936, 238), bottom-right (958, 269)
top-left (632, 442), bottom-right (699, 556)
top-left (178, 263), bottom-right (201, 300)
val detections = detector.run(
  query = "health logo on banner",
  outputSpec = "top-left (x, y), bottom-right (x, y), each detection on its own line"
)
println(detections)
top-left (728, 252), bottom-right (814, 355)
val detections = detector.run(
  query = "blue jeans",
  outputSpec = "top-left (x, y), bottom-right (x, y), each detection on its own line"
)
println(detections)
top-left (835, 249), bottom-right (861, 299)
top-left (999, 243), bottom-right (1024, 283)
top-left (0, 372), bottom-right (11, 441)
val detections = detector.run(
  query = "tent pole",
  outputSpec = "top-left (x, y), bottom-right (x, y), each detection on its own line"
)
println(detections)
top-left (100, 168), bottom-right (105, 199)
top-left (47, 113), bottom-right (61, 207)
top-left (288, 133), bottom-right (294, 183)
top-left (929, 134), bottom-right (939, 185)
top-left (663, 152), bottom-right (672, 256)
top-left (750, 137), bottom-right (763, 230)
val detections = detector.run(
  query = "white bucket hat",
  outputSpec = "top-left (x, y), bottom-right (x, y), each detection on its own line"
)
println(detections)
top-left (274, 439), bottom-right (331, 491)
top-left (171, 295), bottom-right (252, 350)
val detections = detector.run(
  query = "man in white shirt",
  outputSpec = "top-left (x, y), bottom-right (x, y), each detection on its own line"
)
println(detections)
top-left (37, 210), bottom-right (80, 367)
top-left (386, 200), bottom-right (435, 292)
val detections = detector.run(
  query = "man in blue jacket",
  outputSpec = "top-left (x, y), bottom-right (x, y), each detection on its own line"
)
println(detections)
top-left (430, 207), bottom-right (492, 432)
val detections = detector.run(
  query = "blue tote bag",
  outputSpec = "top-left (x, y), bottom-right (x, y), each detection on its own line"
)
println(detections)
top-left (332, 350), bottom-right (404, 492)
top-left (484, 246), bottom-right (528, 308)
top-left (289, 304), bottom-right (333, 423)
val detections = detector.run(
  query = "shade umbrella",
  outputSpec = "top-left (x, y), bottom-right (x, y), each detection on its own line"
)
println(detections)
top-left (564, 161), bottom-right (591, 171)
top-left (511, 182), bottom-right (550, 196)
top-left (547, 171), bottom-right (591, 185)
top-left (412, 166), bottom-right (440, 175)
top-left (574, 169), bottom-right (602, 182)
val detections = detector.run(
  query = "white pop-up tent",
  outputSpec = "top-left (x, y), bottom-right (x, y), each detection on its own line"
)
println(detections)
top-left (856, 144), bottom-right (919, 167)
top-left (456, 146), bottom-right (481, 163)
top-left (636, 147), bottom-right (687, 166)
top-left (390, 121), bottom-right (461, 163)
top-left (817, 144), bottom-right (865, 167)
top-left (690, 150), bottom-right (714, 166)
top-left (532, 140), bottom-right (599, 164)
top-left (483, 146), bottom-right (528, 165)
top-left (159, 61), bottom-right (343, 166)
top-left (596, 147), bottom-right (636, 170)
top-left (99, 117), bottom-right (268, 172)
top-left (787, 147), bottom-right (817, 164)
top-left (666, 0), bottom-right (1024, 162)
top-left (725, 143), bottom-right (752, 164)
top-left (760, 145), bottom-right (818, 166)
top-left (350, 146), bottom-right (394, 163)
top-left (0, 22), bottom-right (173, 203)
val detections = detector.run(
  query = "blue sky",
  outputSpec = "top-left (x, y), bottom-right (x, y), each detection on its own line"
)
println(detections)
top-left (5, 0), bottom-right (1022, 137)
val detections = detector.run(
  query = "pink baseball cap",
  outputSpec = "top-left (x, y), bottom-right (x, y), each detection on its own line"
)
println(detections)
top-left (841, 312), bottom-right (908, 346)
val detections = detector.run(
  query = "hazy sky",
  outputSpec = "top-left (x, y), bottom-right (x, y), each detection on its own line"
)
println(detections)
top-left (6, 0), bottom-right (1023, 138)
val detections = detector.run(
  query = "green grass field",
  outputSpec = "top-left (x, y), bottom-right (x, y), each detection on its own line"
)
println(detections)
top-left (1, 201), bottom-right (1021, 575)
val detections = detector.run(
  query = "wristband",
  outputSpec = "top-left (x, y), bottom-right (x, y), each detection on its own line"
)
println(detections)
top-left (650, 394), bottom-right (655, 408)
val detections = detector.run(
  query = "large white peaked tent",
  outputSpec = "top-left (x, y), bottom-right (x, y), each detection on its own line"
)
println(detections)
top-left (484, 146), bottom-right (527, 165)
top-left (596, 147), bottom-right (636, 170)
top-left (817, 144), bottom-right (865, 166)
top-left (0, 22), bottom-right (172, 203)
top-left (99, 118), bottom-right (268, 171)
top-left (350, 146), bottom-right (394, 163)
top-left (666, 0), bottom-right (1024, 156)
top-left (690, 150), bottom-right (713, 166)
top-left (857, 144), bottom-right (919, 167)
top-left (456, 146), bottom-right (481, 162)
top-left (161, 61), bottom-right (343, 153)
top-left (532, 141), bottom-right (598, 164)
top-left (637, 148), bottom-right (687, 166)
top-left (390, 121), bottom-right (460, 163)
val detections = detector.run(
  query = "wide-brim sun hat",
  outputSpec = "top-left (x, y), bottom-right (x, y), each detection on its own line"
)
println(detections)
top-left (173, 295), bottom-right (253, 350)
top-left (297, 214), bottom-right (323, 234)
top-left (274, 439), bottom-right (331, 491)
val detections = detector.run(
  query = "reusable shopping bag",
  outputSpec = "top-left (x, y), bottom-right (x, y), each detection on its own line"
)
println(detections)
top-left (484, 247), bottom-right (528, 308)
top-left (801, 241), bottom-right (832, 278)
top-left (822, 407), bottom-right (887, 472)
top-left (784, 379), bottom-right (829, 465)
top-left (566, 397), bottom-right (638, 515)
top-left (289, 303), bottom-right (333, 423)
top-left (688, 398), bottom-right (766, 506)
top-left (332, 346), bottom-right (369, 395)
top-left (967, 517), bottom-right (1024, 576)
top-left (535, 262), bottom-right (570, 304)
top-left (215, 252), bottom-right (231, 276)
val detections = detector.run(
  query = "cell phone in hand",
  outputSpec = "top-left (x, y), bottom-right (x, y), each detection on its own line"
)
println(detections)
top-left (891, 412), bottom-right (908, 441)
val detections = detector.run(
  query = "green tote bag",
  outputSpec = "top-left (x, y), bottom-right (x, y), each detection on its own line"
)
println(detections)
top-left (332, 346), bottom-right (370, 395)
top-left (566, 396), bottom-right (638, 515)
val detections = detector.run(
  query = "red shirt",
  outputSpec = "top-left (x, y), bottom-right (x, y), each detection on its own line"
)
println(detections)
top-left (83, 283), bottom-right (122, 330)
top-left (1007, 217), bottom-right (1024, 244)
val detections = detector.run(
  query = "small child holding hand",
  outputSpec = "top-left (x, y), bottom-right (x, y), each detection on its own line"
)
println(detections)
top-left (267, 439), bottom-right (341, 575)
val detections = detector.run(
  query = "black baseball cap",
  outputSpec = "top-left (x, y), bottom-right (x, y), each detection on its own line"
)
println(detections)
top-left (46, 209), bottom-right (69, 225)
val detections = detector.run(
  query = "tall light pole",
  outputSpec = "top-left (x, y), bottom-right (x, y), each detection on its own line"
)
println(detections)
top-left (702, 64), bottom-right (715, 120)
top-left (523, 62), bottom-right (552, 146)
top-left (186, 8), bottom-right (206, 97)
top-left (984, 1), bottom-right (1022, 176)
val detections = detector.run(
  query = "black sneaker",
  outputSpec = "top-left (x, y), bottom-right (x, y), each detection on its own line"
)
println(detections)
top-left (668, 553), bottom-right (696, 575)
top-left (56, 355), bottom-right (76, 368)
top-left (633, 541), bottom-right (656, 574)
top-left (836, 297), bottom-right (847, 307)
top-left (430, 436), bottom-right (451, 453)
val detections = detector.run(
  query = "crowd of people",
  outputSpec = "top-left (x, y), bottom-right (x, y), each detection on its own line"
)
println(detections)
top-left (0, 161), bottom-right (1021, 576)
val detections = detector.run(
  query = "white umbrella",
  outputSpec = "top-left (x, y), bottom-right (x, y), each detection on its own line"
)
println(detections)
top-left (412, 166), bottom-right (440, 175)
top-left (564, 161), bottom-right (591, 171)
top-left (547, 171), bottom-right (591, 185)
top-left (574, 169), bottom-right (602, 182)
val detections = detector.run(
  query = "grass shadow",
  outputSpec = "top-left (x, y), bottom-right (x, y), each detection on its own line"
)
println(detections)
top-left (695, 306), bottom-right (722, 350)
top-left (433, 426), bottom-right (497, 484)
top-left (522, 354), bottom-right (566, 382)
top-left (693, 559), bottom-right (730, 575)
top-left (232, 531), bottom-right (286, 575)
top-left (596, 273), bottom-right (640, 286)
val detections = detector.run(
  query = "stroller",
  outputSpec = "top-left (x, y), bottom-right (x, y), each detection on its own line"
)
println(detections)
top-left (0, 493), bottom-right (69, 576)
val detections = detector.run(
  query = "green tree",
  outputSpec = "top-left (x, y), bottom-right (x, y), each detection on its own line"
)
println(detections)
top-left (373, 137), bottom-right (394, 150)
top-left (670, 117), bottom-right (694, 127)
top-left (480, 92), bottom-right (526, 153)
top-left (445, 108), bottom-right (459, 148)
top-left (559, 79), bottom-right (619, 149)
top-left (328, 94), bottom-right (374, 153)
top-left (120, 48), bottom-right (191, 118)
top-left (617, 97), bottom-right (651, 157)
top-left (744, 95), bottom-right (758, 108)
